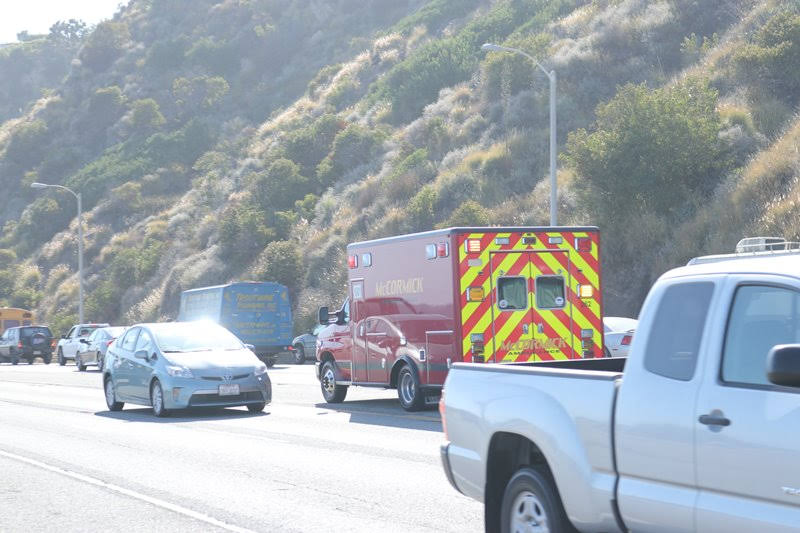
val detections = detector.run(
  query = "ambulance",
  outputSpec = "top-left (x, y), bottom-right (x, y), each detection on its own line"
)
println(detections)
top-left (315, 227), bottom-right (604, 411)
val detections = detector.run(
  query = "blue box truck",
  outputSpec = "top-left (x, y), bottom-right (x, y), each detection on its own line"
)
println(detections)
top-left (178, 281), bottom-right (293, 367)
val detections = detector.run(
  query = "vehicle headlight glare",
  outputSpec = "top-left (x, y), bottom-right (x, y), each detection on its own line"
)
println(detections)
top-left (254, 363), bottom-right (268, 376)
top-left (166, 365), bottom-right (193, 378)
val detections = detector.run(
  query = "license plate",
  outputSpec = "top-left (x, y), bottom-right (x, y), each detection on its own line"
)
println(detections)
top-left (218, 384), bottom-right (239, 396)
top-left (33, 351), bottom-right (41, 355)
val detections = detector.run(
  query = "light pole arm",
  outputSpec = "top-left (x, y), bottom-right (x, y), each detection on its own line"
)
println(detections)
top-left (482, 44), bottom-right (553, 80)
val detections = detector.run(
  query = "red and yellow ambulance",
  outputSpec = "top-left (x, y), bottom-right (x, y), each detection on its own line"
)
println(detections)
top-left (315, 227), bottom-right (604, 410)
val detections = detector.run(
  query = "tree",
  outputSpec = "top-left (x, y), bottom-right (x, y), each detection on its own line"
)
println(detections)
top-left (129, 98), bottom-right (166, 134)
top-left (252, 158), bottom-right (310, 210)
top-left (48, 19), bottom-right (88, 46)
top-left (251, 240), bottom-right (304, 300)
top-left (79, 21), bottom-right (130, 72)
top-left (566, 78), bottom-right (727, 221)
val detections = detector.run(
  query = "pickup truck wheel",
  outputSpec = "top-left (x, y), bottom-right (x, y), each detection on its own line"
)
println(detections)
top-left (320, 361), bottom-right (347, 403)
top-left (265, 357), bottom-right (276, 368)
top-left (58, 348), bottom-right (65, 366)
top-left (11, 356), bottom-right (19, 365)
top-left (501, 467), bottom-right (575, 533)
top-left (27, 357), bottom-right (34, 365)
top-left (76, 355), bottom-right (86, 372)
top-left (397, 366), bottom-right (424, 412)
top-left (293, 345), bottom-right (305, 365)
top-left (104, 377), bottom-right (124, 412)
top-left (43, 353), bottom-right (52, 365)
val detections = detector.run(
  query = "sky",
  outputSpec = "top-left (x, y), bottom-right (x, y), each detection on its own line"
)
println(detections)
top-left (0, 0), bottom-right (122, 44)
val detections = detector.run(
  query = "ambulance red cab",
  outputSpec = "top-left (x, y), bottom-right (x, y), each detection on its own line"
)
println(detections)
top-left (315, 226), bottom-right (604, 411)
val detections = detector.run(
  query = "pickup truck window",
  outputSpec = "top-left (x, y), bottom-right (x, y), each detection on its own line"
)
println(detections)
top-left (535, 276), bottom-right (565, 309)
top-left (497, 277), bottom-right (527, 310)
top-left (722, 285), bottom-right (800, 386)
top-left (644, 282), bottom-right (714, 381)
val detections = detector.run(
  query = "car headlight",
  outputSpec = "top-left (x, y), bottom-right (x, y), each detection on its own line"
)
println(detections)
top-left (166, 365), bottom-right (194, 378)
top-left (254, 363), bottom-right (268, 376)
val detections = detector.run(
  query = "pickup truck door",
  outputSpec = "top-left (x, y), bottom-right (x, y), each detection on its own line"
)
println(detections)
top-left (615, 280), bottom-right (716, 533)
top-left (695, 278), bottom-right (800, 532)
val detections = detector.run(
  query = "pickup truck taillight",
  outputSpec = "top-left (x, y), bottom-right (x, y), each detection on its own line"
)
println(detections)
top-left (621, 334), bottom-right (632, 346)
top-left (439, 390), bottom-right (448, 439)
top-left (17, 342), bottom-right (23, 349)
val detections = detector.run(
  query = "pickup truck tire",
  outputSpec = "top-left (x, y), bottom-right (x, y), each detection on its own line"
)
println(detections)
top-left (265, 357), bottom-right (276, 368)
top-left (76, 355), bottom-right (86, 372)
top-left (27, 357), bottom-right (34, 365)
top-left (58, 348), bottom-right (65, 366)
top-left (293, 345), bottom-right (305, 365)
top-left (501, 467), bottom-right (575, 533)
top-left (320, 360), bottom-right (347, 403)
top-left (397, 366), bottom-right (425, 412)
top-left (43, 353), bottom-right (52, 365)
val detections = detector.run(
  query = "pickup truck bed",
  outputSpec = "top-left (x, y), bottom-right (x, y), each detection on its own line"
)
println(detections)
top-left (442, 359), bottom-right (626, 532)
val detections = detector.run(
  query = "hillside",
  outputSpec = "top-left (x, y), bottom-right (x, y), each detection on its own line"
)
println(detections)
top-left (0, 0), bottom-right (798, 334)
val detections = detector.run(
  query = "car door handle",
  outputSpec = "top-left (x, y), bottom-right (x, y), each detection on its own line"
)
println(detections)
top-left (698, 413), bottom-right (731, 427)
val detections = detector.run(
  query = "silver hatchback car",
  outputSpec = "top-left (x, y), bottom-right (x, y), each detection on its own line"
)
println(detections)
top-left (103, 322), bottom-right (272, 417)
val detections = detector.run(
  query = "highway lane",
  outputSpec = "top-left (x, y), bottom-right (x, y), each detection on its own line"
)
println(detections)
top-left (0, 362), bottom-right (482, 532)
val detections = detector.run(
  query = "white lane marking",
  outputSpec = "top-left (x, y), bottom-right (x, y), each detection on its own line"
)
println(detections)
top-left (0, 449), bottom-right (256, 533)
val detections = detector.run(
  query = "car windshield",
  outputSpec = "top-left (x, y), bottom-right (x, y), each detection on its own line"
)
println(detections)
top-left (604, 317), bottom-right (637, 333)
top-left (20, 327), bottom-right (51, 338)
top-left (149, 323), bottom-right (244, 353)
top-left (103, 327), bottom-right (126, 337)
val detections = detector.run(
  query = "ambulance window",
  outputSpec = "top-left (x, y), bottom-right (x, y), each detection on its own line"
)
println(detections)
top-left (497, 277), bottom-right (528, 310)
top-left (536, 277), bottom-right (566, 309)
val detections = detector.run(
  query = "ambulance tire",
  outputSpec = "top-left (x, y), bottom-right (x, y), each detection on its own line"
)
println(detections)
top-left (397, 366), bottom-right (424, 412)
top-left (320, 361), bottom-right (347, 403)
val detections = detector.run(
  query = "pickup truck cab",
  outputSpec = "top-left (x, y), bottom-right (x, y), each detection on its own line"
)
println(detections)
top-left (57, 323), bottom-right (109, 365)
top-left (440, 249), bottom-right (800, 532)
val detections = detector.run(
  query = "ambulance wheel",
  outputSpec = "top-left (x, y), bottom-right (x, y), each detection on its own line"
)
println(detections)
top-left (397, 366), bottom-right (424, 412)
top-left (320, 361), bottom-right (347, 403)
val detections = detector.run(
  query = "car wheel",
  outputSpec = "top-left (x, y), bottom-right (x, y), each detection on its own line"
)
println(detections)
top-left (500, 467), bottom-right (576, 533)
top-left (320, 360), bottom-right (347, 403)
top-left (293, 345), bottom-right (305, 365)
top-left (397, 365), bottom-right (425, 411)
top-left (58, 348), bottom-right (65, 366)
top-left (104, 377), bottom-right (124, 411)
top-left (247, 402), bottom-right (266, 413)
top-left (97, 354), bottom-right (104, 372)
top-left (76, 355), bottom-right (86, 372)
top-left (43, 353), bottom-right (52, 365)
top-left (11, 356), bottom-right (19, 365)
top-left (150, 380), bottom-right (168, 417)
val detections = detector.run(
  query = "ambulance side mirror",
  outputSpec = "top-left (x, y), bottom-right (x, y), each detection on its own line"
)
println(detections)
top-left (318, 306), bottom-right (330, 326)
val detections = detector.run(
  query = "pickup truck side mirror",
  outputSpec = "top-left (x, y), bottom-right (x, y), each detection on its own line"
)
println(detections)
top-left (767, 344), bottom-right (800, 387)
top-left (134, 349), bottom-right (149, 361)
top-left (318, 306), bottom-right (330, 326)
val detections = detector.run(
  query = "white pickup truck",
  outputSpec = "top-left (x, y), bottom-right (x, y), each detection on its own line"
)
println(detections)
top-left (56, 323), bottom-right (109, 365)
top-left (440, 248), bottom-right (800, 532)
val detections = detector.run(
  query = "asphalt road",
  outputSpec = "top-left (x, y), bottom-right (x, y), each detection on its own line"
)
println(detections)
top-left (0, 361), bottom-right (482, 532)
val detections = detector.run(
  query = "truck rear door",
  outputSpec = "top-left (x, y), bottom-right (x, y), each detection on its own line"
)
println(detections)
top-left (489, 250), bottom-right (573, 361)
top-left (694, 277), bottom-right (800, 532)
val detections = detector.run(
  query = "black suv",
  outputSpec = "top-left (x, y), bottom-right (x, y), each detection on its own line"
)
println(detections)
top-left (0, 326), bottom-right (54, 365)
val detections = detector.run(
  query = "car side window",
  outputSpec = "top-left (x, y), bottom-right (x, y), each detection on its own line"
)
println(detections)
top-left (722, 285), bottom-right (800, 386)
top-left (644, 282), bottom-right (715, 381)
top-left (135, 330), bottom-right (155, 354)
top-left (120, 328), bottom-right (140, 351)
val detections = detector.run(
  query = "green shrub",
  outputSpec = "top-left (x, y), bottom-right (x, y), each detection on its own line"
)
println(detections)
top-left (80, 21), bottom-right (130, 71)
top-left (317, 124), bottom-right (385, 186)
top-left (282, 114), bottom-right (345, 177)
top-left (406, 185), bottom-right (438, 231)
top-left (130, 98), bottom-right (166, 134)
top-left (437, 200), bottom-right (490, 228)
top-left (250, 240), bottom-right (304, 300)
top-left (251, 158), bottom-right (311, 209)
top-left (566, 78), bottom-right (728, 221)
top-left (5, 120), bottom-right (49, 170)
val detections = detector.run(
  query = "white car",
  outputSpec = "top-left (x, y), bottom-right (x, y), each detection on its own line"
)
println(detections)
top-left (57, 323), bottom-right (109, 365)
top-left (603, 316), bottom-right (637, 357)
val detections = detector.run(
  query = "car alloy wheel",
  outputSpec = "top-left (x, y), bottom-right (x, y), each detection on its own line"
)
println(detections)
top-left (105, 378), bottom-right (123, 411)
top-left (151, 381), bottom-right (168, 417)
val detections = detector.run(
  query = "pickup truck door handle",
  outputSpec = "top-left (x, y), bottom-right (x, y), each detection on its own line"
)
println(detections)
top-left (698, 413), bottom-right (731, 427)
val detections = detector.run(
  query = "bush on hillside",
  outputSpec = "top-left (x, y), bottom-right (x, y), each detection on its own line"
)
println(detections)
top-left (566, 78), bottom-right (728, 221)
top-left (251, 158), bottom-right (311, 210)
top-left (316, 124), bottom-right (385, 186)
top-left (437, 200), bottom-right (490, 227)
top-left (80, 21), bottom-right (130, 72)
top-left (129, 98), bottom-right (166, 134)
top-left (281, 114), bottom-right (344, 177)
top-left (734, 10), bottom-right (800, 101)
top-left (250, 240), bottom-right (304, 301)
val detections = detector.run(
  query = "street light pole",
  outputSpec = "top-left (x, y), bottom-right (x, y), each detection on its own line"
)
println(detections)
top-left (30, 183), bottom-right (84, 324)
top-left (481, 43), bottom-right (558, 226)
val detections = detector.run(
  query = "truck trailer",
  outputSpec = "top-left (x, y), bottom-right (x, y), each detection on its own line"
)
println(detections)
top-left (178, 281), bottom-right (293, 367)
top-left (315, 226), bottom-right (604, 410)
